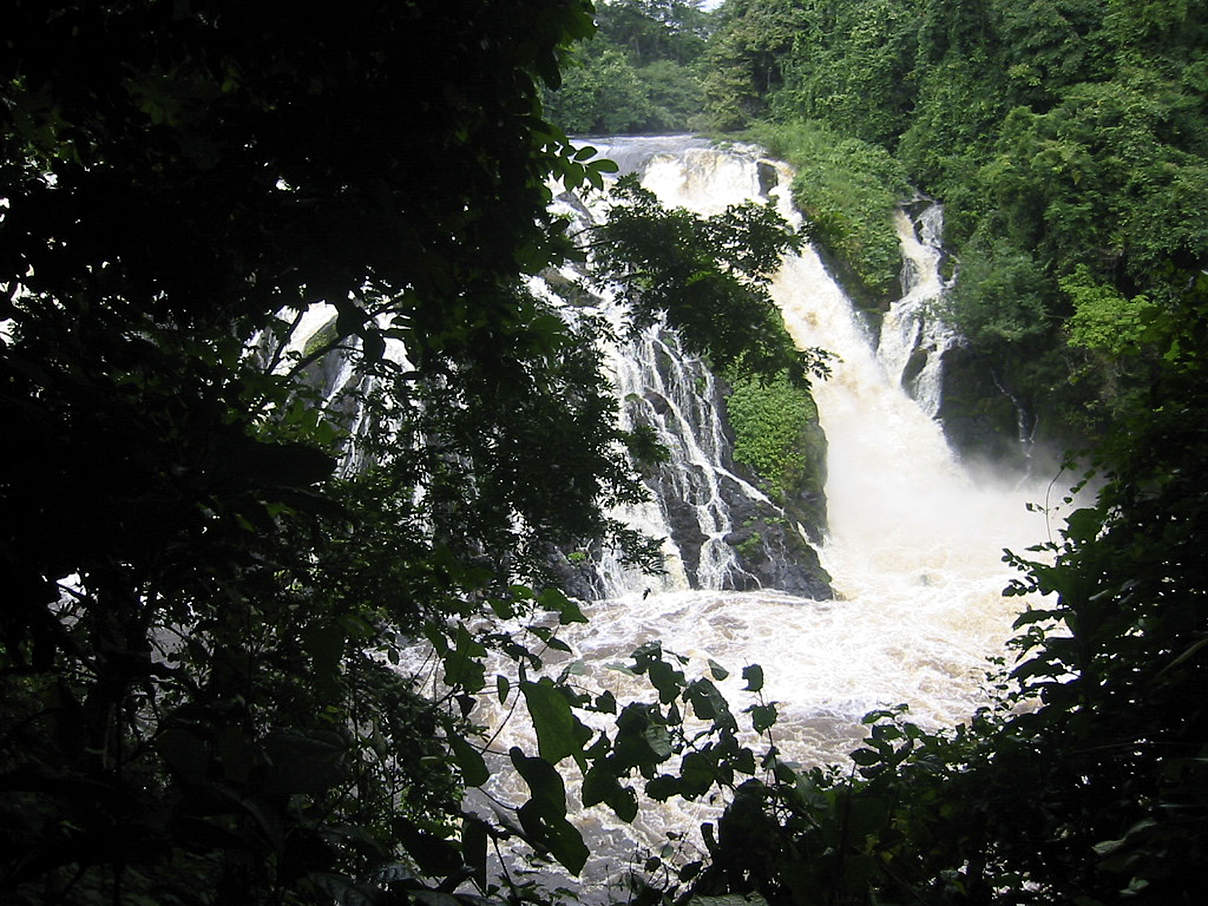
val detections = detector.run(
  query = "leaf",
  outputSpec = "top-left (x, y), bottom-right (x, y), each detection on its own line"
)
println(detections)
top-left (538, 586), bottom-right (588, 624)
top-left (496, 674), bottom-right (510, 704)
top-left (648, 658), bottom-right (686, 704)
top-left (707, 658), bottom-right (730, 680)
top-left (581, 764), bottom-right (638, 822)
top-left (1064, 506), bottom-right (1104, 543)
top-left (850, 748), bottom-right (882, 767)
top-left (748, 702), bottom-right (777, 734)
top-left (446, 727), bottom-right (489, 787)
top-left (521, 679), bottom-right (591, 768)
top-left (509, 748), bottom-right (588, 875)
top-left (679, 861), bottom-right (702, 882)
top-left (734, 747), bottom-right (757, 775)
top-left (335, 302), bottom-right (368, 336)
top-left (360, 330), bottom-right (386, 363)
top-left (613, 703), bottom-right (673, 769)
top-left (742, 664), bottom-right (764, 693)
top-left (462, 816), bottom-right (489, 891)
top-left (679, 751), bottom-right (716, 798)
top-left (1013, 608), bottom-right (1060, 629)
top-left (443, 625), bottom-right (487, 692)
top-left (392, 817), bottom-right (462, 877)
top-left (686, 679), bottom-right (737, 731)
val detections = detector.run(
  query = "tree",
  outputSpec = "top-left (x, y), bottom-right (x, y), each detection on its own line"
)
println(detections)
top-left (1, 3), bottom-right (829, 903)
top-left (543, 0), bottom-right (713, 134)
top-left (702, 0), bottom-right (807, 128)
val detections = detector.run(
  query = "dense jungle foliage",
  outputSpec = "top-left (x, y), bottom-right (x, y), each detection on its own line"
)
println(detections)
top-left (702, 1), bottom-right (1208, 903)
top-left (548, 0), bottom-right (1208, 450)
top-left (543, 1), bottom-right (714, 133)
top-left (3, 1), bottom-right (1207, 906)
top-left (0, 2), bottom-right (826, 903)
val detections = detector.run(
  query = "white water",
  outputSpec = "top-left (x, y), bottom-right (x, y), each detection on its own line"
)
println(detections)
top-left (472, 139), bottom-right (1057, 890)
top-left (878, 205), bottom-right (960, 415)
top-left (558, 141), bottom-right (1050, 744)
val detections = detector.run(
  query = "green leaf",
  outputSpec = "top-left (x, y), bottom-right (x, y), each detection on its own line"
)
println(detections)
top-left (742, 664), bottom-right (764, 693)
top-left (679, 751), bottom-right (716, 798)
top-left (510, 747), bottom-right (567, 815)
top-left (462, 816), bottom-right (489, 891)
top-left (582, 764), bottom-right (639, 822)
top-left (446, 727), bottom-right (489, 787)
top-left (521, 678), bottom-right (591, 768)
top-left (645, 775), bottom-right (680, 801)
top-left (686, 679), bottom-right (738, 731)
top-left (648, 659), bottom-right (686, 704)
top-left (442, 624), bottom-right (487, 692)
top-left (707, 658), bottom-right (730, 680)
top-left (1064, 506), bottom-right (1104, 543)
top-left (496, 674), bottom-right (510, 704)
top-left (748, 702), bottom-right (777, 734)
top-left (1013, 608), bottom-right (1060, 629)
top-left (538, 586), bottom-right (588, 624)
top-left (613, 703), bottom-right (673, 770)
top-left (509, 748), bottom-right (588, 875)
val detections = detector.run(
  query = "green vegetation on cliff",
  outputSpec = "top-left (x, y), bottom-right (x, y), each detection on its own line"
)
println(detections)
top-left (751, 120), bottom-right (912, 308)
top-left (724, 369), bottom-right (822, 504)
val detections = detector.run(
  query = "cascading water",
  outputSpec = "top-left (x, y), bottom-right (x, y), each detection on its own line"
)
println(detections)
top-left (301, 136), bottom-right (1059, 892)
top-left (565, 139), bottom-right (1050, 735)
top-left (544, 146), bottom-right (832, 602)
top-left (472, 138), bottom-right (1058, 889)
top-left (878, 204), bottom-right (960, 415)
top-left (607, 327), bottom-right (759, 592)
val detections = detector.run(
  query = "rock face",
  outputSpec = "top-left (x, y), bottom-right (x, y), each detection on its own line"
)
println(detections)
top-left (612, 328), bottom-right (832, 600)
top-left (719, 476), bottom-right (833, 600)
top-left (936, 344), bottom-right (1034, 472)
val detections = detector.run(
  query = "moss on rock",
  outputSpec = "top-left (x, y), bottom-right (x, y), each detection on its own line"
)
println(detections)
top-left (723, 370), bottom-right (827, 541)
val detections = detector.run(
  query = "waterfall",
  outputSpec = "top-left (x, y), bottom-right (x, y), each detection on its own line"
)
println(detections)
top-left (608, 327), bottom-right (757, 592)
top-left (544, 145), bottom-right (832, 602)
top-left (295, 136), bottom-right (1059, 892)
top-left (559, 136), bottom-right (1051, 746)
top-left (878, 205), bottom-right (959, 416)
top-left (467, 139), bottom-right (1060, 891)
